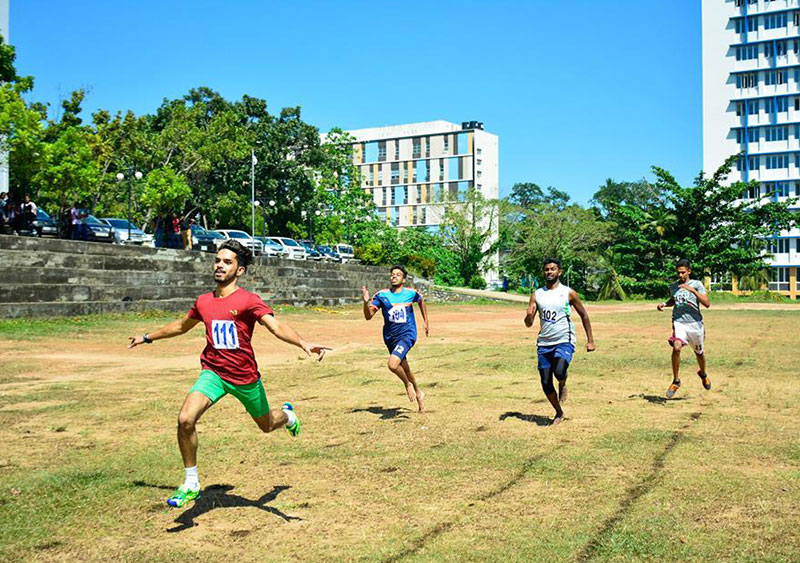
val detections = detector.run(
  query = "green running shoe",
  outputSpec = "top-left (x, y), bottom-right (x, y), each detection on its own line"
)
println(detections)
top-left (167, 486), bottom-right (200, 508)
top-left (283, 402), bottom-right (301, 437)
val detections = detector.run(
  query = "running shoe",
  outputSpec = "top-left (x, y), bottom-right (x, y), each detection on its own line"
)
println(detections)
top-left (666, 380), bottom-right (681, 399)
top-left (283, 402), bottom-right (301, 437)
top-left (698, 370), bottom-right (711, 390)
top-left (167, 486), bottom-right (200, 508)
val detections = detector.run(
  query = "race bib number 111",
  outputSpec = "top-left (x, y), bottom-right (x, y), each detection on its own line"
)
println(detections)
top-left (211, 320), bottom-right (240, 350)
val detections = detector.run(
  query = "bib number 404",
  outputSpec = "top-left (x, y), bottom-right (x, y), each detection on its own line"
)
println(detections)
top-left (211, 320), bottom-right (240, 350)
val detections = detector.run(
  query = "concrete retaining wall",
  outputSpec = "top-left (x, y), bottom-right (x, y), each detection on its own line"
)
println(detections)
top-left (0, 236), bottom-right (432, 318)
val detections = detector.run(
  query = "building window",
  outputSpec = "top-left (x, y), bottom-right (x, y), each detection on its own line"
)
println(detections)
top-left (412, 138), bottom-right (421, 158)
top-left (744, 184), bottom-right (760, 199)
top-left (765, 126), bottom-right (789, 141)
top-left (477, 148), bottom-right (482, 155)
top-left (402, 186), bottom-right (408, 205)
top-left (768, 239), bottom-right (791, 254)
top-left (795, 11), bottom-right (799, 27)
top-left (750, 156), bottom-right (760, 170)
top-left (770, 267), bottom-right (790, 291)
top-left (477, 159), bottom-right (482, 165)
top-left (382, 188), bottom-right (388, 206)
top-left (764, 13), bottom-right (788, 30)
top-left (736, 73), bottom-right (757, 89)
top-left (394, 141), bottom-right (400, 160)
top-left (737, 44), bottom-right (758, 60)
top-left (477, 170), bottom-right (482, 178)
top-left (443, 136), bottom-right (450, 153)
top-left (378, 142), bottom-right (386, 161)
top-left (421, 207), bottom-right (426, 224)
top-left (737, 128), bottom-right (759, 144)
top-left (402, 165), bottom-right (408, 183)
top-left (764, 70), bottom-right (786, 86)
top-left (416, 185), bottom-right (422, 202)
top-left (425, 137), bottom-right (430, 158)
top-left (412, 206), bottom-right (418, 225)
top-left (438, 160), bottom-right (444, 180)
top-left (766, 154), bottom-right (789, 169)
top-left (391, 163), bottom-right (399, 185)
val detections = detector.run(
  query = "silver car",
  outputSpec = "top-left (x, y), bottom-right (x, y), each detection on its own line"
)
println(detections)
top-left (214, 229), bottom-right (265, 255)
top-left (100, 218), bottom-right (147, 245)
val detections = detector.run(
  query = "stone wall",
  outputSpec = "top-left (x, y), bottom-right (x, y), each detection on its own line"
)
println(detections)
top-left (0, 236), bottom-right (432, 318)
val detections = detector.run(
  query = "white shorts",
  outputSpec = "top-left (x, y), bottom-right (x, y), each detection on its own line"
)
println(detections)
top-left (669, 321), bottom-right (705, 355)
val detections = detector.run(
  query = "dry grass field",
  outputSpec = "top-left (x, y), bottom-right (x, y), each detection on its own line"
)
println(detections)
top-left (0, 301), bottom-right (798, 562)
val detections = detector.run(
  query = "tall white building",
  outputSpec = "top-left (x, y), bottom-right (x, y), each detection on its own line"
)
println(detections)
top-left (702, 0), bottom-right (800, 297)
top-left (343, 120), bottom-right (500, 283)
top-left (0, 0), bottom-right (9, 196)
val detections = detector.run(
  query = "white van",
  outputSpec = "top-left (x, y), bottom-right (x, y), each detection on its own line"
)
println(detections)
top-left (334, 243), bottom-right (355, 263)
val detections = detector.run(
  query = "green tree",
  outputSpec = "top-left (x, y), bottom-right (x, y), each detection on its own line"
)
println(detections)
top-left (139, 168), bottom-right (192, 216)
top-left (441, 188), bottom-right (500, 285)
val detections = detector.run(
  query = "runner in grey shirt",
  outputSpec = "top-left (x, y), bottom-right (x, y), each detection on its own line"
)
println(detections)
top-left (657, 259), bottom-right (711, 398)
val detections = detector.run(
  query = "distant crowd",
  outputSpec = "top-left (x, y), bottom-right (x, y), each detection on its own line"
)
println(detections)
top-left (0, 192), bottom-right (39, 236)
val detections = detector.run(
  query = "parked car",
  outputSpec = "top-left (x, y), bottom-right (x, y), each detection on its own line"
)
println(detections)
top-left (100, 218), bottom-right (147, 245)
top-left (268, 237), bottom-right (307, 260)
top-left (316, 245), bottom-right (342, 263)
top-left (214, 229), bottom-right (264, 255)
top-left (34, 209), bottom-right (58, 237)
top-left (297, 240), bottom-right (323, 261)
top-left (334, 243), bottom-right (355, 262)
top-left (255, 237), bottom-right (290, 258)
top-left (77, 212), bottom-right (114, 243)
top-left (191, 224), bottom-right (225, 253)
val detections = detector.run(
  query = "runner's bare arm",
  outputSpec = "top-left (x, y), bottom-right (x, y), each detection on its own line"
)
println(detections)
top-left (569, 290), bottom-right (596, 352)
top-left (679, 283), bottom-right (711, 308)
top-left (524, 292), bottom-right (537, 328)
top-left (418, 294), bottom-right (430, 336)
top-left (657, 297), bottom-right (676, 311)
top-left (258, 314), bottom-right (331, 361)
top-left (128, 314), bottom-right (200, 348)
top-left (362, 285), bottom-right (378, 320)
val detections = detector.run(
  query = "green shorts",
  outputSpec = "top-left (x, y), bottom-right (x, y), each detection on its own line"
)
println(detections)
top-left (189, 370), bottom-right (270, 418)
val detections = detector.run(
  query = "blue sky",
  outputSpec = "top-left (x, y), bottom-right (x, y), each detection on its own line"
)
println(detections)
top-left (9, 0), bottom-right (701, 204)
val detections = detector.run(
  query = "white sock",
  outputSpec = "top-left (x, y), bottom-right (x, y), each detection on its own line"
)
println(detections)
top-left (183, 466), bottom-right (199, 490)
top-left (283, 408), bottom-right (298, 427)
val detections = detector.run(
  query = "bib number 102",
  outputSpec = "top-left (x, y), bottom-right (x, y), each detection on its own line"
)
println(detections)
top-left (541, 310), bottom-right (559, 322)
top-left (211, 320), bottom-right (240, 350)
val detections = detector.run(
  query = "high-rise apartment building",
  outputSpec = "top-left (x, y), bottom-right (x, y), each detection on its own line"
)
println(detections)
top-left (0, 0), bottom-right (9, 196)
top-left (342, 120), bottom-right (500, 283)
top-left (702, 0), bottom-right (800, 297)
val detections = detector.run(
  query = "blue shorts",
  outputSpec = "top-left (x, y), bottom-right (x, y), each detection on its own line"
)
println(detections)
top-left (385, 338), bottom-right (415, 360)
top-left (537, 343), bottom-right (574, 370)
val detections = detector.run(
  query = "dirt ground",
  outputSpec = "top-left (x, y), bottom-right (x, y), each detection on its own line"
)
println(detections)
top-left (0, 301), bottom-right (798, 562)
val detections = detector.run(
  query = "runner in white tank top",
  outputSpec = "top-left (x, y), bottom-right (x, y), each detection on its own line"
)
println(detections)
top-left (524, 258), bottom-right (596, 425)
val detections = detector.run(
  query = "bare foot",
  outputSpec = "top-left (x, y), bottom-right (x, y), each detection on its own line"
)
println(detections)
top-left (416, 391), bottom-right (425, 413)
top-left (559, 384), bottom-right (568, 404)
top-left (405, 383), bottom-right (416, 403)
top-left (551, 414), bottom-right (564, 426)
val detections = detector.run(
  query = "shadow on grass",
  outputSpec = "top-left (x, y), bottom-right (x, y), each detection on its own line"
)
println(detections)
top-left (132, 481), bottom-right (300, 532)
top-left (499, 411), bottom-right (553, 426)
top-left (350, 406), bottom-right (410, 420)
top-left (628, 393), bottom-right (687, 405)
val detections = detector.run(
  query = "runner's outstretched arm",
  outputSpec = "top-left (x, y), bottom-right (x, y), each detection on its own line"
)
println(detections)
top-left (128, 314), bottom-right (200, 348)
top-left (657, 297), bottom-right (676, 311)
top-left (569, 290), bottom-right (596, 352)
top-left (361, 285), bottom-right (377, 320)
top-left (524, 292), bottom-right (537, 328)
top-left (258, 314), bottom-right (331, 361)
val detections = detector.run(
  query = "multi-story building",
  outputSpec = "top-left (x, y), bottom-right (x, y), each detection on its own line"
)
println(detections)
top-left (343, 120), bottom-right (500, 283)
top-left (702, 0), bottom-right (800, 298)
top-left (0, 0), bottom-right (9, 196)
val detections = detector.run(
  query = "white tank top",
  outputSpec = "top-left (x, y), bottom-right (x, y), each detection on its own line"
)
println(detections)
top-left (534, 283), bottom-right (574, 346)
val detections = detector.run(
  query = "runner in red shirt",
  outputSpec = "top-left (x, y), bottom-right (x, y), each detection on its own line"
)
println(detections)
top-left (128, 240), bottom-right (330, 508)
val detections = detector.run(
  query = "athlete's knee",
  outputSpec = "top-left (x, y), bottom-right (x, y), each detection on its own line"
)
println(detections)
top-left (553, 358), bottom-right (569, 382)
top-left (539, 368), bottom-right (555, 395)
top-left (672, 341), bottom-right (683, 352)
top-left (177, 411), bottom-right (198, 433)
top-left (388, 356), bottom-right (402, 371)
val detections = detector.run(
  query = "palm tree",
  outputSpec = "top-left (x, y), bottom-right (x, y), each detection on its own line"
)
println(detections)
top-left (595, 249), bottom-right (626, 301)
top-left (639, 208), bottom-right (677, 238)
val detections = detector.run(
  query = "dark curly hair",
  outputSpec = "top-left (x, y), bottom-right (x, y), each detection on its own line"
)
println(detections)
top-left (219, 239), bottom-right (253, 270)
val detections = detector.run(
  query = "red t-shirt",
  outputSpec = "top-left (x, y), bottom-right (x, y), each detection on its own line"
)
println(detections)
top-left (187, 288), bottom-right (274, 385)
